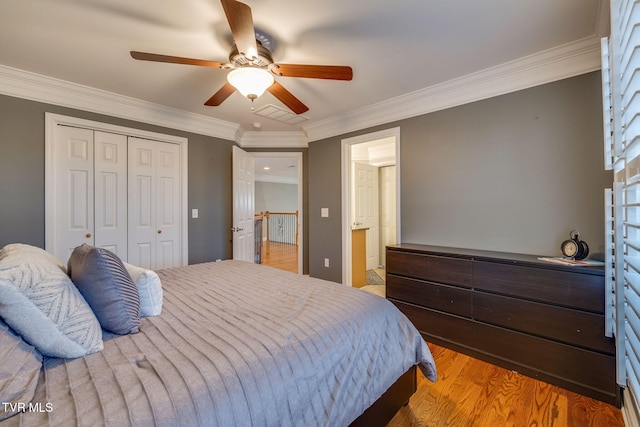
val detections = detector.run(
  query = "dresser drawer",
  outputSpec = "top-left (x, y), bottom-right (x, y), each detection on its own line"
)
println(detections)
top-left (473, 261), bottom-right (605, 313)
top-left (387, 274), bottom-right (472, 318)
top-left (474, 292), bottom-right (614, 354)
top-left (389, 299), bottom-right (473, 345)
top-left (473, 321), bottom-right (617, 404)
top-left (386, 250), bottom-right (472, 287)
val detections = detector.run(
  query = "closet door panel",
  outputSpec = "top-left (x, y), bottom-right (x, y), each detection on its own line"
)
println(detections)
top-left (156, 142), bottom-right (181, 269)
top-left (54, 126), bottom-right (95, 261)
top-left (128, 138), bottom-right (157, 269)
top-left (128, 137), bottom-right (181, 269)
top-left (94, 131), bottom-right (128, 259)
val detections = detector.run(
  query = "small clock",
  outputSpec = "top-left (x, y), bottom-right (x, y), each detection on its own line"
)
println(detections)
top-left (560, 230), bottom-right (589, 260)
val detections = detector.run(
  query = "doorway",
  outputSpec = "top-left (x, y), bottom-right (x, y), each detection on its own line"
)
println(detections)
top-left (341, 128), bottom-right (400, 287)
top-left (252, 152), bottom-right (303, 274)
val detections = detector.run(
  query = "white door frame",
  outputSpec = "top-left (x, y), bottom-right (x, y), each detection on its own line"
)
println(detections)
top-left (341, 127), bottom-right (401, 286)
top-left (252, 152), bottom-right (304, 274)
top-left (45, 112), bottom-right (189, 265)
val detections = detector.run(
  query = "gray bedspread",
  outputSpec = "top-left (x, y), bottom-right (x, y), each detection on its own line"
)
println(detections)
top-left (2, 260), bottom-right (436, 427)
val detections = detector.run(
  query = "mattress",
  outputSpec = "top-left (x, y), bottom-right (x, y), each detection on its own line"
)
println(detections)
top-left (1, 260), bottom-right (436, 426)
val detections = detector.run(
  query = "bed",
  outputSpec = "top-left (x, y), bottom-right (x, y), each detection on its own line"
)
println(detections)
top-left (0, 245), bottom-right (436, 426)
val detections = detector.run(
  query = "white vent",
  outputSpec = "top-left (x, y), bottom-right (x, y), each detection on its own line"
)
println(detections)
top-left (252, 104), bottom-right (309, 125)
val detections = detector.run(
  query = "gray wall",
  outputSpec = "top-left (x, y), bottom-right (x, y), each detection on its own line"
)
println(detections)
top-left (0, 94), bottom-right (234, 264)
top-left (255, 182), bottom-right (298, 213)
top-left (309, 72), bottom-right (612, 281)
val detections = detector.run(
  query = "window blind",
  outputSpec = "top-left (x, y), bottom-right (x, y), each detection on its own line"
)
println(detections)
top-left (607, 0), bottom-right (640, 410)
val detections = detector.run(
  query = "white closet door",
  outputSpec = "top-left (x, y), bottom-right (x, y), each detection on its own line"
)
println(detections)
top-left (94, 131), bottom-right (128, 259)
top-left (154, 141), bottom-right (181, 269)
top-left (128, 137), bottom-right (181, 269)
top-left (53, 126), bottom-right (95, 261)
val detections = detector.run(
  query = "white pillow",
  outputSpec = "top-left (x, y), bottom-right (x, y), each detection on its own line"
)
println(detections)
top-left (124, 262), bottom-right (163, 317)
top-left (0, 244), bottom-right (103, 358)
top-left (0, 243), bottom-right (67, 273)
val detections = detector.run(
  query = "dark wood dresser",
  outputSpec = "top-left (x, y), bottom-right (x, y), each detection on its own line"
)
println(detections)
top-left (386, 243), bottom-right (620, 406)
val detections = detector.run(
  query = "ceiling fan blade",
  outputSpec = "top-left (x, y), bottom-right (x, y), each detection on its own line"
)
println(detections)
top-left (221, 0), bottom-right (258, 60)
top-left (267, 81), bottom-right (309, 114)
top-left (131, 51), bottom-right (224, 68)
top-left (273, 64), bottom-right (353, 81)
top-left (205, 82), bottom-right (236, 106)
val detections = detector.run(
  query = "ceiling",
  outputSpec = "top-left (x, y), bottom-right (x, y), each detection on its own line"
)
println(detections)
top-left (255, 156), bottom-right (298, 183)
top-left (0, 0), bottom-right (608, 137)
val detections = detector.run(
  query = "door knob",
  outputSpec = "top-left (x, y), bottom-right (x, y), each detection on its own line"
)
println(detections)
top-left (157, 230), bottom-right (162, 234)
top-left (86, 233), bottom-right (92, 238)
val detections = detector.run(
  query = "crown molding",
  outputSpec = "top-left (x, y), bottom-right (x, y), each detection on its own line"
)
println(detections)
top-left (0, 33), bottom-right (603, 146)
top-left (303, 35), bottom-right (602, 142)
top-left (255, 175), bottom-right (299, 184)
top-left (0, 64), bottom-right (239, 141)
top-left (235, 128), bottom-right (308, 148)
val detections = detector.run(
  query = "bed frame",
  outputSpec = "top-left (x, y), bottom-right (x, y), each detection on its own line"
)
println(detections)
top-left (350, 365), bottom-right (417, 426)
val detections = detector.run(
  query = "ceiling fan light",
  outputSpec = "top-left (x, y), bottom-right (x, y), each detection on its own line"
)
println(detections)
top-left (227, 67), bottom-right (274, 100)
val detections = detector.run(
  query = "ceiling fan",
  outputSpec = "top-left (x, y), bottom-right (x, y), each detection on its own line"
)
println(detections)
top-left (130, 0), bottom-right (353, 114)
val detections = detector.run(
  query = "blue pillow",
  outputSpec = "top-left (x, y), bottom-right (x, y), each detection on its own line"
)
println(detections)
top-left (68, 245), bottom-right (140, 335)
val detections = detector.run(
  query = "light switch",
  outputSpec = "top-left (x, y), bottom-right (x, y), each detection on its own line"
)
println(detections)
top-left (321, 208), bottom-right (329, 217)
top-left (192, 208), bottom-right (199, 219)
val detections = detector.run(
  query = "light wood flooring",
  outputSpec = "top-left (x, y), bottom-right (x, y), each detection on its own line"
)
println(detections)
top-left (260, 241), bottom-right (298, 273)
top-left (388, 343), bottom-right (625, 427)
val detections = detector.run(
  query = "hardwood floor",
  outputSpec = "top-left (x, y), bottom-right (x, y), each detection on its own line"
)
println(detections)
top-left (260, 241), bottom-right (298, 273)
top-left (388, 343), bottom-right (625, 427)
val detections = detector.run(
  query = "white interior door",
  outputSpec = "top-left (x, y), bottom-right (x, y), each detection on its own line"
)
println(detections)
top-left (354, 162), bottom-right (379, 270)
top-left (128, 137), bottom-right (157, 268)
top-left (94, 131), bottom-right (128, 259)
top-left (379, 165), bottom-right (397, 268)
top-left (155, 142), bottom-right (181, 269)
top-left (53, 125), bottom-right (95, 261)
top-left (232, 146), bottom-right (255, 262)
top-left (128, 137), bottom-right (181, 269)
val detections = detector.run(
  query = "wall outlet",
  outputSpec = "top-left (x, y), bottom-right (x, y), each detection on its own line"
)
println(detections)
top-left (321, 208), bottom-right (329, 218)
top-left (192, 208), bottom-right (199, 219)
top-left (324, 258), bottom-right (330, 268)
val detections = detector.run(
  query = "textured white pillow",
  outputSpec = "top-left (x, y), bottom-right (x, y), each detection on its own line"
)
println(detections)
top-left (124, 262), bottom-right (163, 317)
top-left (0, 243), bottom-right (67, 273)
top-left (0, 244), bottom-right (103, 358)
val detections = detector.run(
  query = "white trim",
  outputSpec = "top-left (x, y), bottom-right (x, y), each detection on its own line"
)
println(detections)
top-left (305, 35), bottom-right (602, 142)
top-left (252, 152), bottom-right (304, 274)
top-left (45, 112), bottom-right (189, 266)
top-left (2, 35), bottom-right (601, 145)
top-left (1, 64), bottom-right (238, 141)
top-left (236, 129), bottom-right (308, 148)
top-left (341, 127), bottom-right (401, 286)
